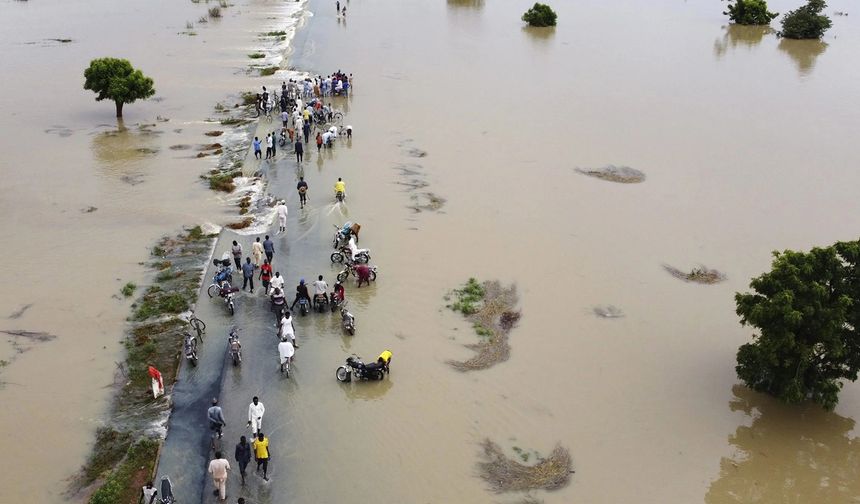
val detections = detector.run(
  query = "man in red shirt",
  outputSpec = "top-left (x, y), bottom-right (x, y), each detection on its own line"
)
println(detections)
top-left (259, 260), bottom-right (273, 295)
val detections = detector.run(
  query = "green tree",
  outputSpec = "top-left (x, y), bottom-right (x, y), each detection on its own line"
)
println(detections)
top-left (522, 3), bottom-right (557, 27)
top-left (735, 240), bottom-right (860, 410)
top-left (83, 58), bottom-right (155, 117)
top-left (779, 0), bottom-right (832, 39)
top-left (723, 0), bottom-right (778, 25)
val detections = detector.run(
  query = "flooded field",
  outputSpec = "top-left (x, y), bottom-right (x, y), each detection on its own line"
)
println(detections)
top-left (2, 0), bottom-right (860, 502)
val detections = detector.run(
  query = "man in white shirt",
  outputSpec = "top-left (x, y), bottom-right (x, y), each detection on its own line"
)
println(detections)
top-left (247, 396), bottom-right (265, 435)
top-left (275, 201), bottom-right (288, 234)
top-left (269, 272), bottom-right (285, 294)
top-left (207, 452), bottom-right (230, 501)
top-left (313, 275), bottom-right (329, 304)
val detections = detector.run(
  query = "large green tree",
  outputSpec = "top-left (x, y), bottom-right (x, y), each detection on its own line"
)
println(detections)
top-left (779, 0), bottom-right (832, 39)
top-left (83, 58), bottom-right (155, 117)
top-left (723, 0), bottom-right (778, 25)
top-left (735, 240), bottom-right (860, 410)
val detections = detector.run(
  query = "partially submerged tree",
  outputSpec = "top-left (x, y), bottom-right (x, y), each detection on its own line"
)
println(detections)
top-left (723, 0), bottom-right (778, 25)
top-left (735, 240), bottom-right (860, 410)
top-left (522, 3), bottom-right (557, 27)
top-left (83, 58), bottom-right (155, 117)
top-left (779, 0), bottom-right (832, 39)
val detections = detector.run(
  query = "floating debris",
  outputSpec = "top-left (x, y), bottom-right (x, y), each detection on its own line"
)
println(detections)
top-left (575, 165), bottom-right (645, 184)
top-left (447, 280), bottom-right (520, 371)
top-left (7, 304), bottom-right (33, 320)
top-left (478, 439), bottom-right (573, 493)
top-left (0, 329), bottom-right (57, 342)
top-left (81, 206), bottom-right (98, 213)
top-left (663, 264), bottom-right (726, 284)
top-left (593, 305), bottom-right (624, 318)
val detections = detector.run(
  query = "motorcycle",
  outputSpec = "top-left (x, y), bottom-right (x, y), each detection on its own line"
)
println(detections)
top-left (278, 338), bottom-right (295, 377)
top-left (159, 475), bottom-right (175, 504)
top-left (297, 296), bottom-right (310, 316)
top-left (312, 293), bottom-right (329, 313)
top-left (184, 332), bottom-right (199, 366)
top-left (336, 354), bottom-right (389, 382)
top-left (336, 262), bottom-right (378, 283)
top-left (341, 303), bottom-right (355, 335)
top-left (228, 327), bottom-right (242, 366)
top-left (330, 239), bottom-right (370, 264)
top-left (329, 291), bottom-right (343, 312)
top-left (332, 222), bottom-right (360, 249)
top-left (335, 190), bottom-right (345, 203)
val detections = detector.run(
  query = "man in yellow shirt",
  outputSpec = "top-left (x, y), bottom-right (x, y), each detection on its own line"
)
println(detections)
top-left (252, 432), bottom-right (272, 481)
top-left (334, 177), bottom-right (346, 199)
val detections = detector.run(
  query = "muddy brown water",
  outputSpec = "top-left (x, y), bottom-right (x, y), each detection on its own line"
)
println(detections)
top-left (2, 0), bottom-right (860, 502)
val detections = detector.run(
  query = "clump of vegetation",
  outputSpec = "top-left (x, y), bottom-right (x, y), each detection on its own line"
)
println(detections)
top-left (185, 225), bottom-right (205, 241)
top-left (151, 260), bottom-right (172, 270)
top-left (263, 30), bottom-right (287, 37)
top-left (208, 170), bottom-right (239, 192)
top-left (735, 240), bottom-right (860, 410)
top-left (83, 58), bottom-right (155, 118)
top-left (522, 3), bottom-right (557, 27)
top-left (226, 217), bottom-right (255, 230)
top-left (208, 6), bottom-right (221, 18)
top-left (478, 439), bottom-right (572, 493)
top-left (77, 428), bottom-right (133, 487)
top-left (240, 91), bottom-right (257, 106)
top-left (724, 0), bottom-right (778, 25)
top-left (779, 0), bottom-right (831, 39)
top-left (248, 52), bottom-right (265, 59)
top-left (663, 264), bottom-right (726, 284)
top-left (133, 286), bottom-right (190, 320)
top-left (88, 438), bottom-right (159, 504)
top-left (219, 0), bottom-right (228, 7)
top-left (121, 282), bottom-right (137, 298)
top-left (185, 21), bottom-right (194, 29)
top-left (220, 117), bottom-right (249, 126)
top-left (204, 130), bottom-right (223, 137)
top-left (151, 245), bottom-right (166, 257)
top-left (259, 66), bottom-right (278, 76)
top-left (446, 279), bottom-right (520, 371)
top-left (575, 165), bottom-right (645, 183)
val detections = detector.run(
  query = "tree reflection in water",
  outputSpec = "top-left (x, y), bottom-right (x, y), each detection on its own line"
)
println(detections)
top-left (713, 24), bottom-right (771, 59)
top-left (446, 0), bottom-right (484, 8)
top-left (705, 385), bottom-right (860, 503)
top-left (778, 38), bottom-right (827, 76)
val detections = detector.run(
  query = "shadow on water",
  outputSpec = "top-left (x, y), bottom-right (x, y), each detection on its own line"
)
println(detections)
top-left (338, 375), bottom-right (393, 402)
top-left (713, 24), bottom-right (772, 59)
top-left (704, 385), bottom-right (860, 503)
top-left (522, 25), bottom-right (555, 43)
top-left (446, 0), bottom-right (484, 8)
top-left (778, 38), bottom-right (827, 76)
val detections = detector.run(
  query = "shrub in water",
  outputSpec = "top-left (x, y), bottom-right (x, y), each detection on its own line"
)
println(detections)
top-left (723, 0), bottom-right (778, 25)
top-left (522, 3), bottom-right (557, 27)
top-left (779, 0), bottom-right (831, 39)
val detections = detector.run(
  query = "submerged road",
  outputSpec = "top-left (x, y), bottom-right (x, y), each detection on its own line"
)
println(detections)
top-left (156, 100), bottom-right (378, 503)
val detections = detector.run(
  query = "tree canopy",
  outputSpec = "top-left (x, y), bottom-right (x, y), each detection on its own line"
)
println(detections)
top-left (723, 0), bottom-right (778, 25)
top-left (779, 0), bottom-right (832, 39)
top-left (735, 240), bottom-right (860, 410)
top-left (522, 3), bottom-right (557, 27)
top-left (83, 58), bottom-right (155, 117)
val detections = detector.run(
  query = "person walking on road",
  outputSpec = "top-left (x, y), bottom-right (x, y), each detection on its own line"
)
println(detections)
top-left (208, 398), bottom-right (227, 438)
top-left (139, 481), bottom-right (158, 504)
top-left (275, 201), bottom-right (288, 234)
top-left (265, 133), bottom-right (273, 160)
top-left (270, 272), bottom-right (285, 295)
top-left (271, 130), bottom-right (277, 157)
top-left (253, 432), bottom-right (271, 481)
top-left (297, 177), bottom-right (308, 208)
top-left (295, 138), bottom-right (304, 163)
top-left (316, 132), bottom-right (323, 153)
top-left (260, 259), bottom-right (273, 295)
top-left (235, 436), bottom-right (252, 486)
top-left (208, 451), bottom-right (231, 501)
top-left (242, 258), bottom-right (255, 293)
top-left (247, 396), bottom-right (265, 435)
top-left (231, 241), bottom-right (243, 270)
top-left (252, 237), bottom-right (264, 267)
top-left (263, 235), bottom-right (275, 262)
top-left (253, 136), bottom-right (262, 159)
top-left (303, 122), bottom-right (310, 144)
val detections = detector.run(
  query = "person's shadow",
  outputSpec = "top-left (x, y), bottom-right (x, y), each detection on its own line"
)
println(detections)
top-left (705, 385), bottom-right (860, 503)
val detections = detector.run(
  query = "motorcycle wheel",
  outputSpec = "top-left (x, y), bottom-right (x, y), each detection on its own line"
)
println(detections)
top-left (355, 253), bottom-right (369, 264)
top-left (228, 302), bottom-right (235, 316)
top-left (232, 354), bottom-right (239, 366)
top-left (369, 270), bottom-right (377, 281)
top-left (330, 252), bottom-right (344, 263)
top-left (336, 271), bottom-right (348, 282)
top-left (190, 354), bottom-right (198, 366)
top-left (374, 370), bottom-right (385, 380)
top-left (331, 303), bottom-right (338, 313)
top-left (336, 366), bottom-right (351, 382)
top-left (347, 326), bottom-right (355, 336)
top-left (207, 284), bottom-right (219, 298)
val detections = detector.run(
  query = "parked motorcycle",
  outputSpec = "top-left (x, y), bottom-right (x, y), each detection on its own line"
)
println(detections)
top-left (341, 303), bottom-right (355, 335)
top-left (228, 327), bottom-right (242, 366)
top-left (332, 222), bottom-right (361, 249)
top-left (329, 291), bottom-right (343, 313)
top-left (330, 243), bottom-right (370, 264)
top-left (336, 353), bottom-right (390, 382)
top-left (184, 332), bottom-right (199, 366)
top-left (336, 262), bottom-right (378, 283)
top-left (209, 280), bottom-right (238, 315)
top-left (297, 296), bottom-right (310, 316)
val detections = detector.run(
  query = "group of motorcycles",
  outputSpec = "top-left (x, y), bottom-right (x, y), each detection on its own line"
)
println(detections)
top-left (183, 325), bottom-right (241, 367)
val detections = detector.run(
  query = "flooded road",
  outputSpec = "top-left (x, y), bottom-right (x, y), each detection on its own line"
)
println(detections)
top-left (3, 0), bottom-right (860, 502)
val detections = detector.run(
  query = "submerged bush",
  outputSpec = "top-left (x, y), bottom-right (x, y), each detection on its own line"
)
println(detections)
top-left (779, 0), bottom-right (831, 39)
top-left (522, 3), bottom-right (557, 27)
top-left (724, 0), bottom-right (778, 25)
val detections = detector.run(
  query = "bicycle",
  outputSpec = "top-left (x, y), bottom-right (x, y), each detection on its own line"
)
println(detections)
top-left (188, 310), bottom-right (206, 339)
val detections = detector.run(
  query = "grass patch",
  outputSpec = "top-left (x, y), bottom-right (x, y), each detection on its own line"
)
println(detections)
top-left (185, 225), bottom-right (205, 241)
top-left (133, 286), bottom-right (190, 321)
top-left (263, 30), bottom-right (287, 36)
top-left (248, 52), bottom-right (265, 59)
top-left (204, 130), bottom-right (223, 137)
top-left (259, 66), bottom-right (278, 76)
top-left (78, 428), bottom-right (133, 487)
top-left (478, 439), bottom-right (572, 493)
top-left (220, 117), bottom-right (248, 126)
top-left (151, 246), bottom-right (166, 257)
top-left (663, 264), bottom-right (726, 284)
top-left (208, 170), bottom-right (239, 192)
top-left (226, 217), bottom-right (254, 230)
top-left (208, 6), bottom-right (221, 18)
top-left (575, 165), bottom-right (645, 184)
top-left (121, 282), bottom-right (137, 298)
top-left (88, 438), bottom-right (159, 504)
top-left (446, 279), bottom-right (520, 371)
top-left (240, 92), bottom-right (257, 106)
top-left (151, 260), bottom-right (172, 270)
top-left (155, 269), bottom-right (183, 283)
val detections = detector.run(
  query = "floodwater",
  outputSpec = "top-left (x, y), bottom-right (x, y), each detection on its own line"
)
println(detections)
top-left (3, 0), bottom-right (860, 502)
